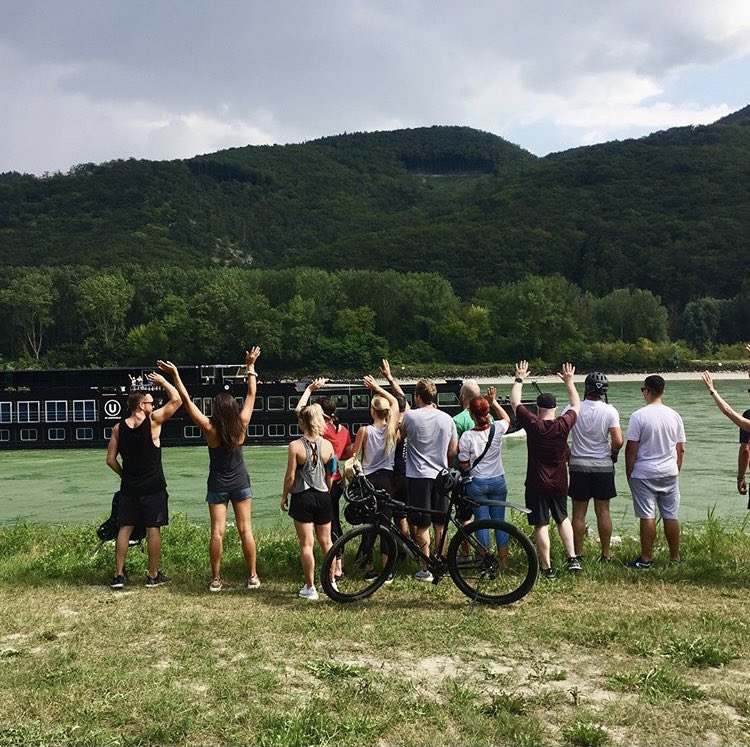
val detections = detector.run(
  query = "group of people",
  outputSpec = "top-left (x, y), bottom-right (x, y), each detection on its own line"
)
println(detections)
top-left (105, 346), bottom-right (750, 596)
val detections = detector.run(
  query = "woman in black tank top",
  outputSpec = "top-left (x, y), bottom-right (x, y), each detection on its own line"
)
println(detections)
top-left (157, 348), bottom-right (262, 593)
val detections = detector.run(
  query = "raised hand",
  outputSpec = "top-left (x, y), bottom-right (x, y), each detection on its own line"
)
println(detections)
top-left (147, 372), bottom-right (168, 389)
top-left (701, 371), bottom-right (714, 392)
top-left (363, 375), bottom-right (379, 391)
top-left (245, 346), bottom-right (261, 367)
top-left (380, 359), bottom-right (392, 379)
top-left (156, 360), bottom-right (178, 377)
top-left (309, 377), bottom-right (327, 392)
top-left (557, 362), bottom-right (576, 382)
top-left (486, 385), bottom-right (497, 403)
top-left (515, 360), bottom-right (530, 380)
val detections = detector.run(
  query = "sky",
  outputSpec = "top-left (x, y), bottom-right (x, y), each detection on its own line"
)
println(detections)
top-left (1, 0), bottom-right (750, 175)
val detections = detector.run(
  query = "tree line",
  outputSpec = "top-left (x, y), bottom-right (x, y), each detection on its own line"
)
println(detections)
top-left (1, 266), bottom-right (747, 373)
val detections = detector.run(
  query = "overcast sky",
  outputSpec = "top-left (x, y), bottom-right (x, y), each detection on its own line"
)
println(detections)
top-left (1, 0), bottom-right (749, 175)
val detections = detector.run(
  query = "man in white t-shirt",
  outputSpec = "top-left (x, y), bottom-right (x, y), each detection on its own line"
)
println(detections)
top-left (568, 372), bottom-right (622, 563)
top-left (625, 375), bottom-right (686, 569)
top-left (401, 378), bottom-right (458, 581)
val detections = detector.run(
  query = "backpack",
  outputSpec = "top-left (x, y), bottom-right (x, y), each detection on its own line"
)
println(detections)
top-left (96, 491), bottom-right (146, 544)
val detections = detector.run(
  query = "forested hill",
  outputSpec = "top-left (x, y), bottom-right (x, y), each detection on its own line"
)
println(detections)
top-left (1, 115), bottom-right (750, 306)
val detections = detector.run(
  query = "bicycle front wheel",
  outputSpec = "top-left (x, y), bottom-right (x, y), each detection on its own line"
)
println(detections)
top-left (447, 519), bottom-right (538, 605)
top-left (321, 524), bottom-right (397, 602)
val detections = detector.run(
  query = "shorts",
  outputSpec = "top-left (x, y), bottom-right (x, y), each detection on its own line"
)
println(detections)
top-left (569, 470), bottom-right (617, 502)
top-left (407, 477), bottom-right (449, 528)
top-left (391, 472), bottom-right (408, 520)
top-left (525, 491), bottom-right (568, 527)
top-left (206, 487), bottom-right (253, 504)
top-left (118, 489), bottom-right (169, 528)
top-left (629, 476), bottom-right (680, 520)
top-left (289, 488), bottom-right (333, 525)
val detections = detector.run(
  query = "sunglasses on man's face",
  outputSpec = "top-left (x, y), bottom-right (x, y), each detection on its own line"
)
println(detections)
top-left (640, 387), bottom-right (648, 393)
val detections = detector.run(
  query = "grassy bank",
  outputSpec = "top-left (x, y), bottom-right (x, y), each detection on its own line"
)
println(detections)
top-left (1, 517), bottom-right (750, 746)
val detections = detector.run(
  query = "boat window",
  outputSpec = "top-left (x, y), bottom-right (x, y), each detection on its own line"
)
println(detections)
top-left (45, 400), bottom-right (68, 423)
top-left (288, 423), bottom-right (301, 437)
top-left (183, 426), bottom-right (201, 439)
top-left (254, 396), bottom-right (264, 410)
top-left (289, 396), bottom-right (300, 410)
top-left (203, 398), bottom-right (213, 416)
top-left (352, 393), bottom-right (370, 409)
top-left (267, 396), bottom-right (285, 411)
top-left (331, 394), bottom-right (349, 409)
top-left (0, 402), bottom-right (11, 423)
top-left (0, 429), bottom-right (9, 442)
top-left (351, 423), bottom-right (368, 435)
top-left (48, 428), bottom-right (66, 441)
top-left (73, 400), bottom-right (97, 422)
top-left (235, 397), bottom-right (244, 409)
top-left (76, 428), bottom-right (94, 440)
top-left (246, 424), bottom-right (265, 437)
top-left (20, 428), bottom-right (38, 441)
top-left (437, 392), bottom-right (459, 407)
top-left (403, 393), bottom-right (413, 406)
top-left (18, 401), bottom-right (40, 423)
top-left (267, 424), bottom-right (286, 437)
top-left (103, 427), bottom-right (113, 440)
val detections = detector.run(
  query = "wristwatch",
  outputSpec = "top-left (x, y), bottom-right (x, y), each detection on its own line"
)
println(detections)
top-left (514, 377), bottom-right (524, 384)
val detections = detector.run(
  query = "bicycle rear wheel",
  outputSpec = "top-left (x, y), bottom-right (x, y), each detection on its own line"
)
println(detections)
top-left (321, 524), bottom-right (397, 602)
top-left (447, 519), bottom-right (538, 605)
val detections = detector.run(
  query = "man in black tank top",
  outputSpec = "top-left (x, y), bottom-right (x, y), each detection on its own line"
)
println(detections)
top-left (106, 373), bottom-right (182, 588)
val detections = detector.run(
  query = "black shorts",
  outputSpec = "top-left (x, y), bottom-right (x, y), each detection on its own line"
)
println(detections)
top-left (118, 490), bottom-right (169, 528)
top-left (407, 477), bottom-right (448, 528)
top-left (569, 470), bottom-right (617, 502)
top-left (289, 489), bottom-right (332, 525)
top-left (525, 491), bottom-right (568, 527)
top-left (391, 473), bottom-right (408, 521)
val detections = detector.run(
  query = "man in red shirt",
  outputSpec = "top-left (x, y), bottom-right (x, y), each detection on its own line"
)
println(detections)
top-left (510, 360), bottom-right (581, 580)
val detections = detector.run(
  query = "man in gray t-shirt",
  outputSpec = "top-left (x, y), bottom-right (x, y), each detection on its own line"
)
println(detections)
top-left (401, 379), bottom-right (458, 581)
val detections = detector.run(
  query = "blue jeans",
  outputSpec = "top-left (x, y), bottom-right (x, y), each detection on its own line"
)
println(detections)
top-left (467, 475), bottom-right (508, 548)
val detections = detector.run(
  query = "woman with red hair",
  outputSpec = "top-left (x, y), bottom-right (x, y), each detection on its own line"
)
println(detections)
top-left (458, 392), bottom-right (512, 554)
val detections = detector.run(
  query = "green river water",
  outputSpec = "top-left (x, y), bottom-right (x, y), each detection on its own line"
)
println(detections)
top-left (1, 377), bottom-right (749, 531)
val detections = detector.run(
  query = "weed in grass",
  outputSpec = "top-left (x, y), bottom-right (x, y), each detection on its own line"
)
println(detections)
top-left (528, 660), bottom-right (567, 683)
top-left (480, 692), bottom-right (528, 716)
top-left (491, 711), bottom-right (550, 747)
top-left (305, 661), bottom-right (367, 682)
top-left (561, 720), bottom-right (610, 747)
top-left (662, 636), bottom-right (735, 668)
top-left (257, 706), bottom-right (379, 747)
top-left (609, 666), bottom-right (704, 703)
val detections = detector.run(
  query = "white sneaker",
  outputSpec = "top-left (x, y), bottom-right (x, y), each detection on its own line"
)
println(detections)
top-left (414, 569), bottom-right (433, 582)
top-left (330, 579), bottom-right (339, 593)
top-left (298, 584), bottom-right (319, 600)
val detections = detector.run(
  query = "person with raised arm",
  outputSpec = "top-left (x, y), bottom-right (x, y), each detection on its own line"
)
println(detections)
top-left (282, 403), bottom-right (337, 600)
top-left (156, 348), bottom-right (262, 592)
top-left (702, 366), bottom-right (750, 506)
top-left (106, 370), bottom-right (182, 589)
top-left (510, 361), bottom-right (581, 580)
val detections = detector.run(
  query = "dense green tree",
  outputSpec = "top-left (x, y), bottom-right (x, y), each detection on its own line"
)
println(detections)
top-left (593, 288), bottom-right (669, 343)
top-left (75, 272), bottom-right (134, 349)
top-left (681, 298), bottom-right (721, 354)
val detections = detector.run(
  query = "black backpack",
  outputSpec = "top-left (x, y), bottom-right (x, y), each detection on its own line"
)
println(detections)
top-left (96, 491), bottom-right (146, 544)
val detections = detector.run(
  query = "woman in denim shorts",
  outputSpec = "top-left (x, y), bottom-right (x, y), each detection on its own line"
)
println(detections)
top-left (157, 348), bottom-right (262, 592)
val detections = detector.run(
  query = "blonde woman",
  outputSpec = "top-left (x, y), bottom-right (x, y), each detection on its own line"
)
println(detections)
top-left (157, 348), bottom-right (261, 592)
top-left (282, 403), bottom-right (338, 600)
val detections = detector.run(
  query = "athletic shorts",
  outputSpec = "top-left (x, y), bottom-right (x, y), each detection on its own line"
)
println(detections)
top-left (525, 491), bottom-right (568, 527)
top-left (407, 477), bottom-right (449, 528)
top-left (391, 473), bottom-right (408, 520)
top-left (629, 476), bottom-right (680, 520)
top-left (289, 488), bottom-right (332, 525)
top-left (118, 489), bottom-right (169, 528)
top-left (206, 487), bottom-right (252, 504)
top-left (569, 470), bottom-right (617, 502)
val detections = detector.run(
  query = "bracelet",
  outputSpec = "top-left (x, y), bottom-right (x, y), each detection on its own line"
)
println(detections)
top-left (247, 372), bottom-right (257, 378)
top-left (709, 389), bottom-right (715, 395)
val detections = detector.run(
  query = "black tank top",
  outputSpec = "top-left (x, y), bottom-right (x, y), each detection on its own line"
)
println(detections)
top-left (207, 444), bottom-right (250, 492)
top-left (118, 417), bottom-right (166, 496)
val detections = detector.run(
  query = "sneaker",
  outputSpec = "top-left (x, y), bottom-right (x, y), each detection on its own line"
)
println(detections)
top-left (110, 574), bottom-right (125, 589)
top-left (669, 557), bottom-right (683, 566)
top-left (627, 556), bottom-right (653, 570)
top-left (145, 571), bottom-right (169, 587)
top-left (456, 553), bottom-right (474, 565)
top-left (329, 579), bottom-right (339, 594)
top-left (384, 574), bottom-right (394, 585)
top-left (209, 578), bottom-right (223, 593)
top-left (298, 584), bottom-right (319, 600)
top-left (363, 570), bottom-right (380, 581)
top-left (540, 567), bottom-right (556, 581)
top-left (414, 569), bottom-right (434, 582)
top-left (567, 556), bottom-right (583, 573)
top-left (598, 555), bottom-right (612, 564)
top-left (246, 575), bottom-right (261, 589)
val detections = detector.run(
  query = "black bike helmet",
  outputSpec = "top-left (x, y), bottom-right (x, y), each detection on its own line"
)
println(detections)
top-left (584, 372), bottom-right (609, 396)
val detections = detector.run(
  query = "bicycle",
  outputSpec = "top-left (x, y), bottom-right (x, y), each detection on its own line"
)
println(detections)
top-left (321, 468), bottom-right (538, 605)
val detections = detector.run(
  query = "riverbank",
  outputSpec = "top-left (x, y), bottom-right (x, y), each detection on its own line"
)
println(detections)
top-left (1, 518), bottom-right (749, 746)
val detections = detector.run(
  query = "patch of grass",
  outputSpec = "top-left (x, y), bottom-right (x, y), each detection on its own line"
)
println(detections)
top-left (305, 661), bottom-right (368, 682)
top-left (258, 705), bottom-right (379, 747)
top-left (662, 636), bottom-right (736, 668)
top-left (609, 666), bottom-right (704, 703)
top-left (480, 692), bottom-right (529, 716)
top-left (528, 661), bottom-right (567, 683)
top-left (562, 720), bottom-right (611, 747)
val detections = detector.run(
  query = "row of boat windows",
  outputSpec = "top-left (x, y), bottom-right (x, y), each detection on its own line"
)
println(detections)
top-left (0, 423), bottom-right (373, 443)
top-left (0, 400), bottom-right (97, 424)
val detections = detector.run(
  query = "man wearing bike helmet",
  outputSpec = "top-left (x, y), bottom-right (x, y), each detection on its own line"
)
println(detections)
top-left (567, 372), bottom-right (622, 563)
